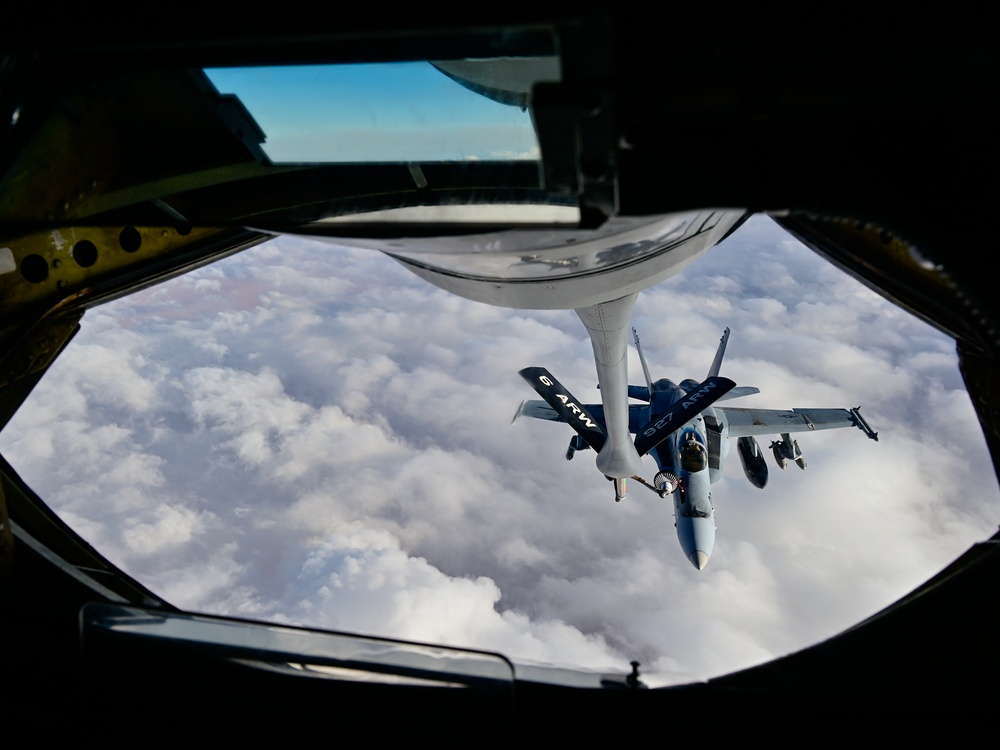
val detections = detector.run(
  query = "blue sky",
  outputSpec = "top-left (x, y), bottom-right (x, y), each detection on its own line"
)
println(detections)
top-left (205, 63), bottom-right (540, 162)
top-left (0, 215), bottom-right (995, 685)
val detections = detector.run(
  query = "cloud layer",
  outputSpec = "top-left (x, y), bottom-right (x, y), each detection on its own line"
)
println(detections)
top-left (2, 215), bottom-right (995, 686)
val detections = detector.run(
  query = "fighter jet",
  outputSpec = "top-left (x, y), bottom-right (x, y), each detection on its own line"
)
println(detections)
top-left (514, 327), bottom-right (879, 570)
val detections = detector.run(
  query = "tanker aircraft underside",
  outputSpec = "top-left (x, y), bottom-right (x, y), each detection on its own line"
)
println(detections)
top-left (515, 327), bottom-right (879, 570)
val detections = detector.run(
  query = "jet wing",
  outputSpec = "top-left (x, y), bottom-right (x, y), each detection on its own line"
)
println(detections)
top-left (721, 407), bottom-right (878, 440)
top-left (514, 400), bottom-right (651, 432)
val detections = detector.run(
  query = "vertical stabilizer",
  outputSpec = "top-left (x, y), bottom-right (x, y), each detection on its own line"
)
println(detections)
top-left (632, 327), bottom-right (654, 396)
top-left (707, 327), bottom-right (731, 379)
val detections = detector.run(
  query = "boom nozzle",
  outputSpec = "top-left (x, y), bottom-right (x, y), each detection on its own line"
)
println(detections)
top-left (614, 477), bottom-right (627, 502)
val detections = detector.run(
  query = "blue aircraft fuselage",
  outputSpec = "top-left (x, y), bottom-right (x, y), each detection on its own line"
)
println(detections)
top-left (639, 379), bottom-right (718, 570)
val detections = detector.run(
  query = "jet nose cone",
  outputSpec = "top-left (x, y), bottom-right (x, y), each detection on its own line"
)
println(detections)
top-left (688, 550), bottom-right (710, 570)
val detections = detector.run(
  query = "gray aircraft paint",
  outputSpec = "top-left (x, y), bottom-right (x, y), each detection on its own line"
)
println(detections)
top-left (516, 327), bottom-right (877, 569)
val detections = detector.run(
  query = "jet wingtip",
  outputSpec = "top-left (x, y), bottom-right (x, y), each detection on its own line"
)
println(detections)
top-left (511, 400), bottom-right (526, 424)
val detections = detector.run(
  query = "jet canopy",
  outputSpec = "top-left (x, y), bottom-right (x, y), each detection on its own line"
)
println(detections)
top-left (679, 433), bottom-right (708, 473)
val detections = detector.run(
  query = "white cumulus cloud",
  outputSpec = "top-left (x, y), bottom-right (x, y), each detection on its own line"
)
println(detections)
top-left (1, 214), bottom-right (995, 687)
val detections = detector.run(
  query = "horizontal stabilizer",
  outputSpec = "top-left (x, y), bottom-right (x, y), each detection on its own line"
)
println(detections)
top-left (598, 383), bottom-right (653, 402)
top-left (519, 367), bottom-right (607, 452)
top-left (634, 376), bottom-right (736, 456)
top-left (627, 384), bottom-right (651, 402)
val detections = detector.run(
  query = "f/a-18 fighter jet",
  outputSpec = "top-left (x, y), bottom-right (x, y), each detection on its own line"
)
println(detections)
top-left (514, 325), bottom-right (879, 570)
